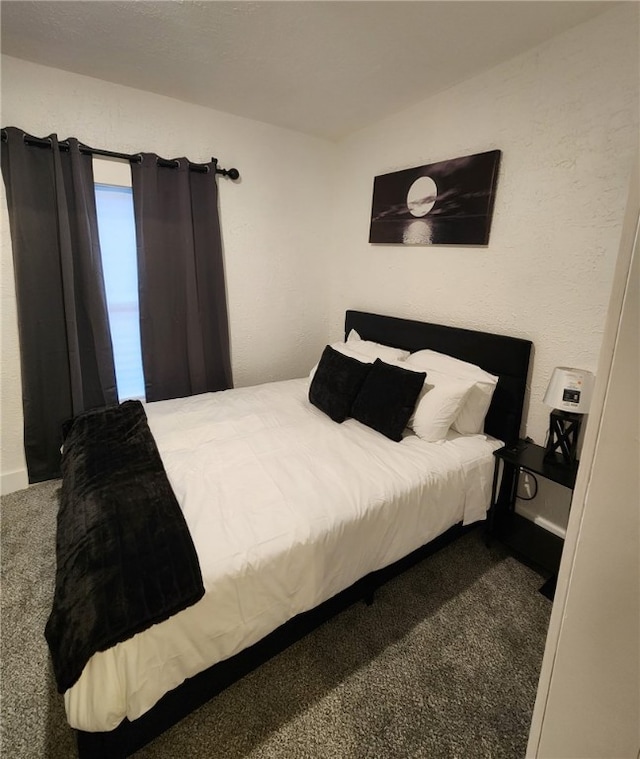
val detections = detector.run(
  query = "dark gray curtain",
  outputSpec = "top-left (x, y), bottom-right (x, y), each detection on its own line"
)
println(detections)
top-left (1, 127), bottom-right (117, 482)
top-left (131, 154), bottom-right (232, 402)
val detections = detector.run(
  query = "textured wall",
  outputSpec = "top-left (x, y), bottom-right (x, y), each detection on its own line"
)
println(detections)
top-left (327, 5), bottom-right (639, 531)
top-left (533, 168), bottom-right (638, 759)
top-left (0, 56), bottom-right (336, 491)
top-left (330, 5), bottom-right (638, 442)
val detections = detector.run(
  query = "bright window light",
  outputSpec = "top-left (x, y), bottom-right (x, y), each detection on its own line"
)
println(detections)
top-left (94, 183), bottom-right (146, 402)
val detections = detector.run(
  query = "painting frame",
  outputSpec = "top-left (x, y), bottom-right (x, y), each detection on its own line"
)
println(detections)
top-left (369, 149), bottom-right (501, 246)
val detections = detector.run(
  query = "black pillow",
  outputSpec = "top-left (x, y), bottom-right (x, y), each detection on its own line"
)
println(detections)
top-left (309, 345), bottom-right (372, 423)
top-left (351, 359), bottom-right (426, 442)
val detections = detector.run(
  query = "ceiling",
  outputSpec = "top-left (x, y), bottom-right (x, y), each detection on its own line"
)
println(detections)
top-left (0, 1), bottom-right (616, 141)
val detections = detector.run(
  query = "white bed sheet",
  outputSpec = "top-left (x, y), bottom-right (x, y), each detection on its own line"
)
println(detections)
top-left (65, 378), bottom-right (501, 732)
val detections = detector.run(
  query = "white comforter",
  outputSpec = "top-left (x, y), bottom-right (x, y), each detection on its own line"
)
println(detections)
top-left (65, 379), bottom-right (501, 731)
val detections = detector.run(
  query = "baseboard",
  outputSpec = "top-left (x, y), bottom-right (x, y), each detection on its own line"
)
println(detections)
top-left (1, 469), bottom-right (29, 496)
top-left (515, 501), bottom-right (567, 539)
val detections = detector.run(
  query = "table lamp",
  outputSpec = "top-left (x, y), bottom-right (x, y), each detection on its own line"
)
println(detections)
top-left (543, 367), bottom-right (595, 465)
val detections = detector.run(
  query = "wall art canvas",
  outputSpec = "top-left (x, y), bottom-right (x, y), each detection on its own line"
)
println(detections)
top-left (369, 149), bottom-right (501, 246)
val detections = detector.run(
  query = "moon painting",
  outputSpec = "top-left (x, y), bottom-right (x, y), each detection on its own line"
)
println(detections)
top-left (369, 150), bottom-right (501, 245)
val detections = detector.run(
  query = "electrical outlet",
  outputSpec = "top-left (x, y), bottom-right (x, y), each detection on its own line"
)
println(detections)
top-left (521, 471), bottom-right (536, 499)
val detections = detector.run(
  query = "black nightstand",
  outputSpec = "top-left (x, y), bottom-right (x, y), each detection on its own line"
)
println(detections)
top-left (487, 440), bottom-right (578, 594)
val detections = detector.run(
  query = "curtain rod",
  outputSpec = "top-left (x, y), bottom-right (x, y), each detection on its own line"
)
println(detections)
top-left (0, 129), bottom-right (240, 179)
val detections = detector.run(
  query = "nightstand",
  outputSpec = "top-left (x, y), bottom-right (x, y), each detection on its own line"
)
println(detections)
top-left (487, 440), bottom-right (578, 592)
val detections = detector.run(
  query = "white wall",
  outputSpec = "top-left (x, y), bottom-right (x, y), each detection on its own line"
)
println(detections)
top-left (0, 56), bottom-right (336, 492)
top-left (528, 161), bottom-right (639, 758)
top-left (328, 5), bottom-right (639, 532)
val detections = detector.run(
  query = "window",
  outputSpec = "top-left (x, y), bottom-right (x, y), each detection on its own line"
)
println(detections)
top-left (93, 160), bottom-right (145, 401)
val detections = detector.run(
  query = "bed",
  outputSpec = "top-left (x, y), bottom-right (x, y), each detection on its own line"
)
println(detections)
top-left (52, 310), bottom-right (532, 758)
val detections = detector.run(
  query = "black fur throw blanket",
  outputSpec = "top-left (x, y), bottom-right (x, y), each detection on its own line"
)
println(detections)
top-left (45, 400), bottom-right (204, 693)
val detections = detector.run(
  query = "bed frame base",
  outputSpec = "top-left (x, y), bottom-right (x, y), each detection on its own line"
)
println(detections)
top-left (76, 523), bottom-right (470, 758)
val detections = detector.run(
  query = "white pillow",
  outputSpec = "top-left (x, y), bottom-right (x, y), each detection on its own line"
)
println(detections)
top-left (411, 376), bottom-right (476, 442)
top-left (346, 329), bottom-right (410, 362)
top-left (405, 350), bottom-right (498, 435)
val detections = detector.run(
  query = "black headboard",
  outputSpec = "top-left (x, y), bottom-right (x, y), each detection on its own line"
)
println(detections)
top-left (345, 310), bottom-right (532, 445)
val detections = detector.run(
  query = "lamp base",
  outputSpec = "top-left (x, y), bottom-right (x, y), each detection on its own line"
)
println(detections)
top-left (545, 409), bottom-right (581, 465)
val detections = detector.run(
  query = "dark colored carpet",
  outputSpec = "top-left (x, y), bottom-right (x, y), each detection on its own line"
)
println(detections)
top-left (1, 480), bottom-right (551, 758)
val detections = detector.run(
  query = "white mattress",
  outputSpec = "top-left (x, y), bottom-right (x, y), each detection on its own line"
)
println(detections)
top-left (65, 378), bottom-right (501, 731)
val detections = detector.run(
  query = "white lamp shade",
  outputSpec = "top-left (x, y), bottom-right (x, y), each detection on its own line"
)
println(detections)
top-left (543, 367), bottom-right (595, 414)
